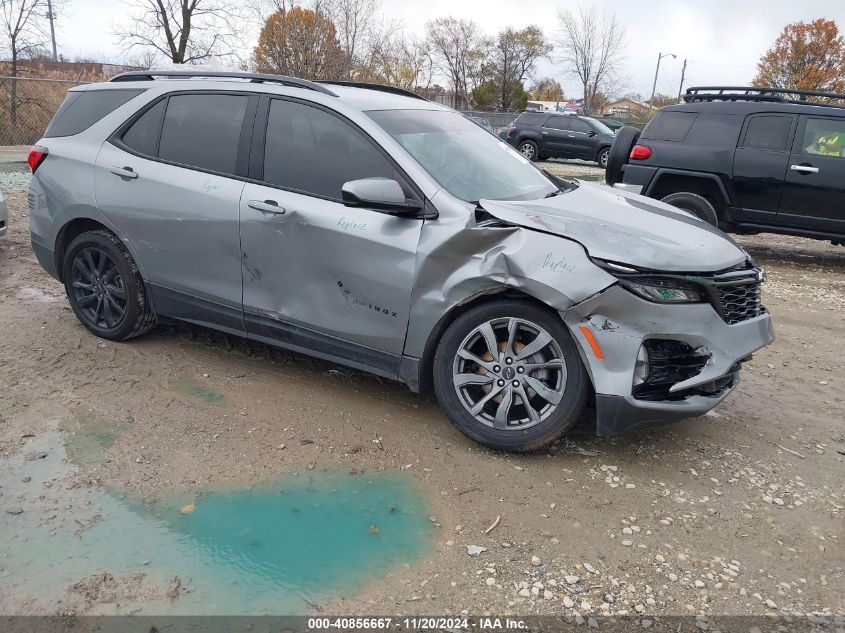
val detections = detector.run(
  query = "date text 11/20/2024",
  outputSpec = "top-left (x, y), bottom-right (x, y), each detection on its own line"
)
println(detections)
top-left (307, 617), bottom-right (527, 629)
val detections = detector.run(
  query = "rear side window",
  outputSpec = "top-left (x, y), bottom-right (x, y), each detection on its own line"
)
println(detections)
top-left (122, 100), bottom-right (166, 156)
top-left (515, 113), bottom-right (546, 126)
top-left (45, 89), bottom-right (143, 137)
top-left (545, 116), bottom-right (570, 131)
top-left (157, 94), bottom-right (249, 175)
top-left (262, 99), bottom-right (396, 199)
top-left (741, 115), bottom-right (793, 151)
top-left (642, 111), bottom-right (697, 142)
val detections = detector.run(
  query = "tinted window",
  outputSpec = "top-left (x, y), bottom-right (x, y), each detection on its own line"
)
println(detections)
top-left (545, 116), bottom-right (570, 131)
top-left (264, 99), bottom-right (396, 199)
top-left (642, 111), bottom-right (697, 142)
top-left (515, 113), bottom-right (546, 126)
top-left (45, 89), bottom-right (143, 137)
top-left (121, 99), bottom-right (166, 156)
top-left (800, 117), bottom-right (845, 158)
top-left (570, 118), bottom-right (592, 133)
top-left (158, 94), bottom-right (249, 174)
top-left (684, 114), bottom-right (742, 148)
top-left (741, 115), bottom-right (792, 151)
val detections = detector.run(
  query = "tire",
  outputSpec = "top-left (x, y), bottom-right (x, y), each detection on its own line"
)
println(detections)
top-left (660, 192), bottom-right (719, 226)
top-left (605, 126), bottom-right (640, 185)
top-left (62, 229), bottom-right (156, 341)
top-left (517, 140), bottom-right (539, 161)
top-left (597, 146), bottom-right (610, 169)
top-left (433, 300), bottom-right (590, 452)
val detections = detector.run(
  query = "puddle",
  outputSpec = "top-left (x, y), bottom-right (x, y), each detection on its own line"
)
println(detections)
top-left (172, 378), bottom-right (228, 406)
top-left (62, 410), bottom-right (126, 468)
top-left (1, 431), bottom-right (432, 614)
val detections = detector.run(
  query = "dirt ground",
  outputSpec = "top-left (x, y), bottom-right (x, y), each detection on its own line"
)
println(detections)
top-left (0, 166), bottom-right (843, 623)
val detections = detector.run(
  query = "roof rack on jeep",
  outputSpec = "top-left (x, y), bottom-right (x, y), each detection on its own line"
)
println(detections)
top-left (109, 70), bottom-right (339, 97)
top-left (684, 86), bottom-right (845, 108)
top-left (319, 80), bottom-right (427, 101)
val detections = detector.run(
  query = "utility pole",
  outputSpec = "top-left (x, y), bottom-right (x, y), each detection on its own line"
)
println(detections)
top-left (650, 51), bottom-right (676, 106)
top-left (677, 59), bottom-right (688, 102)
top-left (46, 0), bottom-right (58, 62)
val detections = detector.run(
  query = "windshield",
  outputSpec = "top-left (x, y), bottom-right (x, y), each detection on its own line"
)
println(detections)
top-left (367, 109), bottom-right (558, 203)
top-left (584, 117), bottom-right (615, 135)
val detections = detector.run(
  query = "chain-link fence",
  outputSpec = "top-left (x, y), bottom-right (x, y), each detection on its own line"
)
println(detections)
top-left (460, 110), bottom-right (519, 135)
top-left (0, 76), bottom-right (89, 162)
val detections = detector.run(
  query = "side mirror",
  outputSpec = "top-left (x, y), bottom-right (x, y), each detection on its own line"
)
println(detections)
top-left (588, 130), bottom-right (597, 137)
top-left (341, 178), bottom-right (422, 215)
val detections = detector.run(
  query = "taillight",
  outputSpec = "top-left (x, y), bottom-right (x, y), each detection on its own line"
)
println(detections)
top-left (28, 145), bottom-right (49, 173)
top-left (629, 144), bottom-right (652, 160)
top-left (507, 126), bottom-right (516, 134)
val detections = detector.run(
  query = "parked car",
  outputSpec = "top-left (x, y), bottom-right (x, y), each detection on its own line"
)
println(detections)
top-left (501, 112), bottom-right (616, 167)
top-left (0, 191), bottom-right (6, 237)
top-left (597, 117), bottom-right (627, 132)
top-left (29, 70), bottom-right (774, 451)
top-left (607, 86), bottom-right (845, 245)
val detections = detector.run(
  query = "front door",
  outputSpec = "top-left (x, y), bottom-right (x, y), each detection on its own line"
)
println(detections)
top-left (95, 92), bottom-right (256, 331)
top-left (566, 117), bottom-right (598, 159)
top-left (239, 97), bottom-right (424, 369)
top-left (778, 115), bottom-right (845, 234)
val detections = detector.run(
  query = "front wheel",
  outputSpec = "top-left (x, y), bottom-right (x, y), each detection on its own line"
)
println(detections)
top-left (433, 301), bottom-right (590, 452)
top-left (62, 230), bottom-right (156, 341)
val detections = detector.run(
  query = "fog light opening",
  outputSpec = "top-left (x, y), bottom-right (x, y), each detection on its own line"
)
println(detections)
top-left (633, 344), bottom-right (650, 386)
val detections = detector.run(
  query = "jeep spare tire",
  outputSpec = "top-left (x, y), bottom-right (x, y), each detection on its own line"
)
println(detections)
top-left (605, 126), bottom-right (641, 186)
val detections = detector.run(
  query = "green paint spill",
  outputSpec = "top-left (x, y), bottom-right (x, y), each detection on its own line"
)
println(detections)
top-left (1, 432), bottom-right (432, 614)
top-left (173, 378), bottom-right (227, 406)
top-left (63, 410), bottom-right (126, 468)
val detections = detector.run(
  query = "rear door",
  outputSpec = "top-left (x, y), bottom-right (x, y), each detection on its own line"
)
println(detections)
top-left (95, 91), bottom-right (257, 331)
top-left (238, 97), bottom-right (424, 366)
top-left (731, 113), bottom-right (795, 223)
top-left (778, 115), bottom-right (845, 233)
top-left (540, 115), bottom-right (571, 156)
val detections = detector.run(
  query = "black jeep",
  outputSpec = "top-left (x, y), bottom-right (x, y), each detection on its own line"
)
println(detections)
top-left (606, 86), bottom-right (845, 245)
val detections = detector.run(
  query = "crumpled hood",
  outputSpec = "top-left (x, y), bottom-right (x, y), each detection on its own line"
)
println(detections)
top-left (480, 181), bottom-right (747, 272)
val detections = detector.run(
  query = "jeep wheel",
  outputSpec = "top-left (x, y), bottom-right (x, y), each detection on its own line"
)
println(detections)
top-left (63, 230), bottom-right (156, 341)
top-left (518, 140), bottom-right (539, 161)
top-left (598, 147), bottom-right (610, 169)
top-left (605, 126), bottom-right (640, 185)
top-left (661, 192), bottom-right (719, 227)
top-left (433, 301), bottom-right (589, 452)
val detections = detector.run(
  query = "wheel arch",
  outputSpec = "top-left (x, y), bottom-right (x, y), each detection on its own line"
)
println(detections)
top-left (54, 216), bottom-right (145, 283)
top-left (645, 169), bottom-right (731, 216)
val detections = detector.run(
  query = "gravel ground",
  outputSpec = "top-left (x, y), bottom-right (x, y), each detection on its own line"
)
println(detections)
top-left (0, 169), bottom-right (843, 624)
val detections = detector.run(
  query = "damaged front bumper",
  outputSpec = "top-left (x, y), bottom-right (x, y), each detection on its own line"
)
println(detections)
top-left (563, 284), bottom-right (774, 436)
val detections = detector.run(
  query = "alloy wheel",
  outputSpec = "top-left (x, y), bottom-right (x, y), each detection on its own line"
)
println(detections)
top-left (519, 143), bottom-right (536, 159)
top-left (70, 247), bottom-right (127, 330)
top-left (600, 150), bottom-right (609, 168)
top-left (452, 317), bottom-right (567, 431)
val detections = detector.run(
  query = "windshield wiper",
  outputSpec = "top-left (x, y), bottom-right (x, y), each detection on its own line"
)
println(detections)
top-left (542, 169), bottom-right (576, 195)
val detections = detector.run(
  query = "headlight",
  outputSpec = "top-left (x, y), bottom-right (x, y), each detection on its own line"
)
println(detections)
top-left (619, 277), bottom-right (705, 303)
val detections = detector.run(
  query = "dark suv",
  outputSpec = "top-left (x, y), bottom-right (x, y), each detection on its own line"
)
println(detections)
top-left (607, 86), bottom-right (845, 245)
top-left (502, 112), bottom-right (616, 167)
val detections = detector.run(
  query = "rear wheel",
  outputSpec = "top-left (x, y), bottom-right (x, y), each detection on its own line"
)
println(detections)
top-left (63, 230), bottom-right (156, 341)
top-left (518, 140), bottom-right (539, 161)
top-left (433, 301), bottom-right (589, 452)
top-left (598, 147), bottom-right (610, 169)
top-left (660, 192), bottom-right (719, 226)
top-left (605, 126), bottom-right (640, 185)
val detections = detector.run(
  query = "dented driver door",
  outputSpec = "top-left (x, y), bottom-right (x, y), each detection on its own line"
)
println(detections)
top-left (238, 97), bottom-right (424, 369)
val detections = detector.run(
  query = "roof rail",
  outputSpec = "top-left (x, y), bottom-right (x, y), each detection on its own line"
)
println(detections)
top-left (109, 70), bottom-right (338, 97)
top-left (684, 86), bottom-right (845, 108)
top-left (319, 80), bottom-right (427, 101)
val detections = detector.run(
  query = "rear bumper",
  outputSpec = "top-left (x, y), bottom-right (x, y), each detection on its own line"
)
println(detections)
top-left (563, 285), bottom-right (774, 436)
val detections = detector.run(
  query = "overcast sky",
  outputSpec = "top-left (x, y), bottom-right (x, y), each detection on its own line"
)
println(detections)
top-left (49, 0), bottom-right (845, 99)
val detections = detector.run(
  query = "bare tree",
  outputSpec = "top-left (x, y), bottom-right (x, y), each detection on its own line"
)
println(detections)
top-left (1, 0), bottom-right (54, 124)
top-left (364, 27), bottom-right (434, 92)
top-left (426, 17), bottom-right (485, 109)
top-left (323, 0), bottom-right (377, 79)
top-left (115, 0), bottom-right (244, 65)
top-left (556, 5), bottom-right (626, 114)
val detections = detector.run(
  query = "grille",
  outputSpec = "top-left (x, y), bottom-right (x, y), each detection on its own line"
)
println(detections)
top-left (710, 264), bottom-right (765, 325)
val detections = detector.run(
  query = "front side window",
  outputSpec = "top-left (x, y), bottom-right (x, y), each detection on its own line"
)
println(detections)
top-left (569, 118), bottom-right (592, 134)
top-left (263, 99), bottom-right (397, 199)
top-left (369, 109), bottom-right (558, 203)
top-left (800, 117), bottom-right (845, 158)
top-left (157, 94), bottom-right (249, 174)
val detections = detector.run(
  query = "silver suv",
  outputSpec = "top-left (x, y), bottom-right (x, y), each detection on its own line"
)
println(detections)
top-left (29, 70), bottom-right (774, 451)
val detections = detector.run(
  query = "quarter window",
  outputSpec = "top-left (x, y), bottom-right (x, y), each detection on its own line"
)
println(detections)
top-left (157, 94), bottom-right (249, 175)
top-left (122, 99), bottom-right (166, 156)
top-left (800, 117), bottom-right (845, 158)
top-left (642, 111), bottom-right (697, 142)
top-left (742, 115), bottom-right (792, 151)
top-left (263, 99), bottom-right (397, 199)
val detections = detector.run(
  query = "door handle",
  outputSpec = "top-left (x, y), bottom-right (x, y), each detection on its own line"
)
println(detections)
top-left (790, 164), bottom-right (819, 174)
top-left (248, 199), bottom-right (286, 215)
top-left (541, 131), bottom-right (548, 135)
top-left (109, 166), bottom-right (138, 179)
